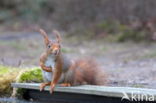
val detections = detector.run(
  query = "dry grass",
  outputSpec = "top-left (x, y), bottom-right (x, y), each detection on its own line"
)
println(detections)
top-left (0, 65), bottom-right (19, 96)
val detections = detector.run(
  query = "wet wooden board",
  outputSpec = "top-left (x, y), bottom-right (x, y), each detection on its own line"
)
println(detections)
top-left (12, 83), bottom-right (156, 103)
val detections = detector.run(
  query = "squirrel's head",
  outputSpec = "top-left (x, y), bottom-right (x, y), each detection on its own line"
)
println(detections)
top-left (39, 29), bottom-right (61, 56)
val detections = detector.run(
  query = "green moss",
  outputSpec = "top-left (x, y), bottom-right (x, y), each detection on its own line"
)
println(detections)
top-left (16, 67), bottom-right (43, 83)
top-left (0, 65), bottom-right (43, 97)
top-left (13, 67), bottom-right (43, 97)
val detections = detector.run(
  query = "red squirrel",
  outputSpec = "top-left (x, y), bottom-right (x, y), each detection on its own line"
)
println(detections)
top-left (39, 29), bottom-right (107, 94)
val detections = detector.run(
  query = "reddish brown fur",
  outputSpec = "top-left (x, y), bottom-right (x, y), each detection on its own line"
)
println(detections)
top-left (66, 58), bottom-right (107, 86)
top-left (50, 55), bottom-right (63, 93)
top-left (39, 29), bottom-right (63, 93)
top-left (39, 29), bottom-right (107, 94)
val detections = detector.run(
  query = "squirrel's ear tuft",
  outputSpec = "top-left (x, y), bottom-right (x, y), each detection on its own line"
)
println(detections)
top-left (53, 30), bottom-right (61, 43)
top-left (39, 29), bottom-right (50, 46)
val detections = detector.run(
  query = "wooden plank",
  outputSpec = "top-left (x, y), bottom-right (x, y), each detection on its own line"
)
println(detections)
top-left (11, 83), bottom-right (156, 100)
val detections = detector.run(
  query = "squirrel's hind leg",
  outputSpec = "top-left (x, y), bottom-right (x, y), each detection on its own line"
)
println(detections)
top-left (40, 82), bottom-right (51, 91)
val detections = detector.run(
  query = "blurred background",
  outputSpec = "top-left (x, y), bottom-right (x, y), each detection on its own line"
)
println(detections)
top-left (1, 0), bottom-right (156, 89)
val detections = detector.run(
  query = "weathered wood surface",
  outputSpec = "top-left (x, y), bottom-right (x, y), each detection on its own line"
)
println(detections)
top-left (12, 83), bottom-right (156, 99)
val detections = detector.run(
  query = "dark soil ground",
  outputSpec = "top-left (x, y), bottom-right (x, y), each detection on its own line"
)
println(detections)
top-left (0, 31), bottom-right (156, 89)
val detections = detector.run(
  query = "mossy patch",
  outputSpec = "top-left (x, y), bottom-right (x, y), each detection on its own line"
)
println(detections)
top-left (0, 72), bottom-right (18, 96)
top-left (13, 67), bottom-right (43, 97)
top-left (0, 65), bottom-right (19, 96)
top-left (16, 67), bottom-right (43, 83)
top-left (0, 65), bottom-right (43, 97)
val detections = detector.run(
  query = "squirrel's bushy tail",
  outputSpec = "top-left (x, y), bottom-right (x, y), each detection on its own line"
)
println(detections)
top-left (70, 58), bottom-right (108, 86)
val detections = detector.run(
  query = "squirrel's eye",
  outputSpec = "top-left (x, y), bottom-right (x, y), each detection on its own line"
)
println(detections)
top-left (48, 45), bottom-right (51, 48)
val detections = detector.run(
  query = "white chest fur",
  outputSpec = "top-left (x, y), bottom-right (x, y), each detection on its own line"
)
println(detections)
top-left (42, 55), bottom-right (56, 82)
top-left (45, 56), bottom-right (55, 69)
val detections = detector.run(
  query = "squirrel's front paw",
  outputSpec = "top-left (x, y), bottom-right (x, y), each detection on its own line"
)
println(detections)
top-left (40, 82), bottom-right (51, 91)
top-left (46, 67), bottom-right (53, 72)
top-left (40, 83), bottom-right (45, 91)
top-left (50, 83), bottom-right (55, 94)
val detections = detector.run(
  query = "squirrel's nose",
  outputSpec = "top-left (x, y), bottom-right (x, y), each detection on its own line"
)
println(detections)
top-left (53, 50), bottom-right (59, 55)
